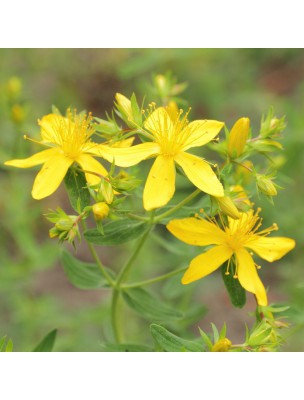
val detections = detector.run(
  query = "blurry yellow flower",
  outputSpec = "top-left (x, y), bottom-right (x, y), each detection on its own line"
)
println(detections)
top-left (167, 209), bottom-right (295, 306)
top-left (227, 117), bottom-right (250, 158)
top-left (100, 106), bottom-right (224, 210)
top-left (4, 110), bottom-right (110, 199)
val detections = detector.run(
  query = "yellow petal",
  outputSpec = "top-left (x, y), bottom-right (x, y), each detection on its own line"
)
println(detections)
top-left (182, 245), bottom-right (233, 284)
top-left (143, 155), bottom-right (175, 210)
top-left (4, 148), bottom-right (59, 168)
top-left (167, 217), bottom-right (226, 246)
top-left (39, 114), bottom-right (70, 144)
top-left (235, 248), bottom-right (268, 306)
top-left (89, 142), bottom-right (160, 167)
top-left (110, 137), bottom-right (135, 148)
top-left (182, 120), bottom-right (224, 151)
top-left (175, 152), bottom-right (224, 197)
top-left (32, 154), bottom-right (73, 199)
top-left (144, 107), bottom-right (173, 138)
top-left (166, 101), bottom-right (179, 122)
top-left (245, 236), bottom-right (296, 262)
top-left (76, 154), bottom-right (108, 187)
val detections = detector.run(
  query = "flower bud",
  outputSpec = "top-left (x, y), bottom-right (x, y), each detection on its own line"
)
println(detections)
top-left (256, 174), bottom-right (277, 196)
top-left (115, 93), bottom-right (133, 122)
top-left (227, 117), bottom-right (250, 158)
top-left (216, 196), bottom-right (240, 219)
top-left (6, 77), bottom-right (22, 100)
top-left (92, 202), bottom-right (110, 221)
top-left (211, 338), bottom-right (232, 352)
top-left (101, 180), bottom-right (114, 204)
top-left (11, 104), bottom-right (26, 123)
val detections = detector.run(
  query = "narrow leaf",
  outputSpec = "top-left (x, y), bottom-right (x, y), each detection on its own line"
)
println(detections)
top-left (60, 249), bottom-right (114, 289)
top-left (84, 219), bottom-right (148, 246)
top-left (33, 329), bottom-right (57, 352)
top-left (64, 168), bottom-right (90, 213)
top-left (221, 263), bottom-right (246, 308)
top-left (0, 336), bottom-right (7, 352)
top-left (123, 288), bottom-right (183, 321)
top-left (150, 324), bottom-right (202, 352)
top-left (5, 339), bottom-right (13, 352)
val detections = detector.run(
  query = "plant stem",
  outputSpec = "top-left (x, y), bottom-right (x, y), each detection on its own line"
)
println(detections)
top-left (111, 223), bottom-right (153, 343)
top-left (81, 220), bottom-right (114, 287)
top-left (154, 188), bottom-right (201, 223)
top-left (121, 266), bottom-right (187, 289)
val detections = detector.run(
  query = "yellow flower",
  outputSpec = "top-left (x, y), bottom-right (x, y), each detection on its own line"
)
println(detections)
top-left (167, 209), bottom-right (295, 306)
top-left (4, 110), bottom-right (109, 199)
top-left (100, 106), bottom-right (224, 210)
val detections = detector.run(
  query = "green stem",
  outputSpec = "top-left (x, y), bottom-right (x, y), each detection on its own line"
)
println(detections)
top-left (154, 188), bottom-right (201, 223)
top-left (111, 223), bottom-right (153, 343)
top-left (121, 266), bottom-right (187, 289)
top-left (81, 220), bottom-right (114, 287)
top-left (127, 213), bottom-right (149, 222)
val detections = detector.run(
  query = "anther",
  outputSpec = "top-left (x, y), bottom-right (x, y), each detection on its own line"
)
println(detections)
top-left (233, 274), bottom-right (238, 279)
top-left (225, 271), bottom-right (230, 276)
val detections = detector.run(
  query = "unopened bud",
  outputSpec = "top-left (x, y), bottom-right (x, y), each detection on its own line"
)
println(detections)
top-left (211, 338), bottom-right (232, 352)
top-left (216, 196), bottom-right (240, 219)
top-left (256, 175), bottom-right (277, 196)
top-left (6, 77), bottom-right (22, 99)
top-left (11, 104), bottom-right (26, 123)
top-left (92, 202), bottom-right (110, 221)
top-left (227, 117), bottom-right (250, 158)
top-left (155, 74), bottom-right (166, 92)
top-left (115, 93), bottom-right (133, 122)
top-left (101, 180), bottom-right (114, 204)
top-left (166, 101), bottom-right (179, 122)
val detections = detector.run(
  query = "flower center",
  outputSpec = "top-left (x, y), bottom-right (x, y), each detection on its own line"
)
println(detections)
top-left (41, 110), bottom-right (95, 159)
top-left (224, 208), bottom-right (278, 252)
top-left (146, 105), bottom-right (191, 157)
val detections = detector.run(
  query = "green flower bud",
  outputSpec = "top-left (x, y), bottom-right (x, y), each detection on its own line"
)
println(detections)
top-left (256, 174), bottom-right (277, 196)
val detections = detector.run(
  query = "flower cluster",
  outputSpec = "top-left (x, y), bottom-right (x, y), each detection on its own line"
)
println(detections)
top-left (4, 82), bottom-right (295, 311)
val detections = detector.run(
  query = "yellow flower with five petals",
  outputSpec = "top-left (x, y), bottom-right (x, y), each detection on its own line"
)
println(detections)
top-left (5, 110), bottom-right (110, 199)
top-left (100, 106), bottom-right (225, 210)
top-left (167, 209), bottom-right (295, 306)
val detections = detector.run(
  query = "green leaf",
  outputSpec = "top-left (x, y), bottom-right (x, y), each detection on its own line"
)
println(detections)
top-left (5, 339), bottom-right (13, 352)
top-left (0, 336), bottom-right (7, 352)
top-left (130, 93), bottom-right (142, 126)
top-left (84, 219), bottom-right (148, 246)
top-left (33, 329), bottom-right (57, 352)
top-left (123, 288), bottom-right (183, 321)
top-left (64, 168), bottom-right (90, 213)
top-left (198, 327), bottom-right (213, 350)
top-left (100, 343), bottom-right (153, 352)
top-left (150, 324), bottom-right (203, 352)
top-left (221, 262), bottom-right (246, 308)
top-left (60, 249), bottom-right (114, 290)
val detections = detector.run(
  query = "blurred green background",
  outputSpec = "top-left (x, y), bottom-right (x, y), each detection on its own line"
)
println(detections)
top-left (0, 49), bottom-right (303, 351)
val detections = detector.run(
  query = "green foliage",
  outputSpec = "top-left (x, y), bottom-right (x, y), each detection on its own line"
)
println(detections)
top-left (0, 336), bottom-right (13, 352)
top-left (150, 324), bottom-right (203, 352)
top-left (100, 343), bottom-right (153, 352)
top-left (221, 263), bottom-right (246, 308)
top-left (60, 249), bottom-right (113, 289)
top-left (84, 219), bottom-right (148, 245)
top-left (64, 168), bottom-right (90, 213)
top-left (33, 329), bottom-right (57, 352)
top-left (123, 288), bottom-right (183, 321)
